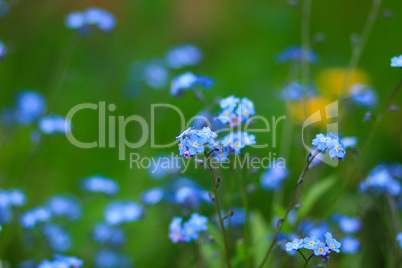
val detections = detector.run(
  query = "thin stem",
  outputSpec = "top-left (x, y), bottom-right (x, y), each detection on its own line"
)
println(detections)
top-left (301, 0), bottom-right (312, 143)
top-left (303, 254), bottom-right (314, 268)
top-left (204, 152), bottom-right (231, 268)
top-left (231, 154), bottom-right (252, 267)
top-left (258, 151), bottom-right (320, 268)
top-left (297, 250), bottom-right (306, 261)
top-left (339, 0), bottom-right (382, 100)
top-left (327, 79), bottom-right (402, 215)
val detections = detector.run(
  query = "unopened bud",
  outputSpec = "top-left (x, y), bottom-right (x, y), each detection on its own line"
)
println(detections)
top-left (208, 192), bottom-right (215, 201)
top-left (293, 203), bottom-right (304, 209)
top-left (223, 210), bottom-right (235, 220)
top-left (277, 218), bottom-right (285, 229)
top-left (363, 112), bottom-right (374, 122)
top-left (216, 177), bottom-right (222, 188)
top-left (388, 105), bottom-right (399, 112)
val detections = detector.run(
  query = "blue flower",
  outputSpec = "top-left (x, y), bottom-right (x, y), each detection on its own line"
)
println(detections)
top-left (397, 233), bottom-right (402, 248)
top-left (182, 221), bottom-right (200, 242)
top-left (140, 188), bottom-right (164, 205)
top-left (341, 236), bottom-right (360, 254)
top-left (169, 217), bottom-right (183, 243)
top-left (43, 223), bottom-right (72, 252)
top-left (391, 55), bottom-right (402, 67)
top-left (15, 91), bottom-right (47, 125)
top-left (312, 133), bottom-right (329, 151)
top-left (328, 139), bottom-right (346, 159)
top-left (285, 238), bottom-right (304, 251)
top-left (5, 189), bottom-right (26, 207)
top-left (92, 223), bottom-right (126, 247)
top-left (94, 249), bottom-right (133, 268)
top-left (186, 133), bottom-right (205, 155)
top-left (165, 44), bottom-right (202, 69)
top-left (0, 40), bottom-right (6, 61)
top-left (20, 207), bottom-right (52, 228)
top-left (197, 127), bottom-right (218, 144)
top-left (54, 255), bottom-right (84, 267)
top-left (219, 95), bottom-right (240, 111)
top-left (235, 97), bottom-right (255, 119)
top-left (275, 45), bottom-right (318, 64)
top-left (46, 195), bottom-right (81, 221)
top-left (80, 175), bottom-right (119, 195)
top-left (350, 84), bottom-right (378, 109)
top-left (104, 201), bottom-right (143, 225)
top-left (361, 164), bottom-right (402, 196)
top-left (341, 137), bottom-right (357, 149)
top-left (261, 164), bottom-right (288, 191)
top-left (313, 241), bottom-right (329, 256)
top-left (170, 72), bottom-right (212, 96)
top-left (303, 236), bottom-right (319, 250)
top-left (187, 213), bottom-right (208, 232)
top-left (39, 115), bottom-right (71, 134)
top-left (174, 186), bottom-right (211, 206)
top-left (214, 149), bottom-right (229, 162)
top-left (65, 7), bottom-right (116, 33)
top-left (336, 215), bottom-right (361, 234)
top-left (325, 232), bottom-right (341, 253)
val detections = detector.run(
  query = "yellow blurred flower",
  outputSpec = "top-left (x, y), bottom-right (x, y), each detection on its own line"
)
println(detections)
top-left (316, 68), bottom-right (370, 98)
top-left (287, 96), bottom-right (337, 125)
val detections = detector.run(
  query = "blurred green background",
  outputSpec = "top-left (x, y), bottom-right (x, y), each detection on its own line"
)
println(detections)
top-left (0, 0), bottom-right (401, 267)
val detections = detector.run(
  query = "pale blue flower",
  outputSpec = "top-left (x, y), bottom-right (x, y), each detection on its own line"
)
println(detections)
top-left (325, 232), bottom-right (341, 253)
top-left (341, 236), bottom-right (360, 254)
top-left (186, 133), bottom-right (205, 155)
top-left (313, 241), bottom-right (329, 256)
top-left (303, 236), bottom-right (319, 250)
top-left (197, 127), bottom-right (217, 144)
top-left (261, 164), bottom-right (288, 190)
top-left (39, 115), bottom-right (71, 134)
top-left (169, 217), bottom-right (183, 243)
top-left (0, 40), bottom-right (6, 61)
top-left (235, 97), bottom-right (255, 119)
top-left (165, 44), bottom-right (202, 69)
top-left (140, 188), bottom-right (164, 205)
top-left (350, 84), bottom-right (378, 109)
top-left (187, 213), bottom-right (208, 232)
top-left (391, 55), bottom-right (402, 67)
top-left (275, 45), bottom-right (318, 64)
top-left (80, 175), bottom-right (119, 195)
top-left (285, 238), bottom-right (304, 251)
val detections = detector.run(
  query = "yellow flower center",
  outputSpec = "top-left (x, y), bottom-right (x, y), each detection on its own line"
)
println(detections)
top-left (188, 229), bottom-right (193, 234)
top-left (335, 145), bottom-right (339, 150)
top-left (309, 241), bottom-right (314, 246)
top-left (318, 248), bottom-right (323, 253)
top-left (224, 112), bottom-right (228, 116)
top-left (235, 142), bottom-right (240, 147)
top-left (219, 153), bottom-right (224, 156)
top-left (193, 142), bottom-right (198, 147)
top-left (330, 244), bottom-right (335, 248)
top-left (244, 110), bottom-right (248, 115)
top-left (180, 144), bottom-right (183, 148)
top-left (233, 119), bottom-right (238, 123)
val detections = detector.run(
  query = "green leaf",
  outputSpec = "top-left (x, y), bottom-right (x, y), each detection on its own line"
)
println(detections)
top-left (297, 175), bottom-right (337, 218)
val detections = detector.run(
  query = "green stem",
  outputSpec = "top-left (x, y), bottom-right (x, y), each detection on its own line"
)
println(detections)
top-left (297, 250), bottom-right (306, 261)
top-left (258, 151), bottom-right (320, 267)
top-left (339, 0), bottom-right (382, 100)
top-left (327, 79), bottom-right (402, 215)
top-left (204, 152), bottom-right (231, 268)
top-left (303, 254), bottom-right (314, 268)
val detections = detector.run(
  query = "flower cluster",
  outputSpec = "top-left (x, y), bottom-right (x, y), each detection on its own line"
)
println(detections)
top-left (176, 127), bottom-right (217, 158)
top-left (92, 223), bottom-right (126, 247)
top-left (312, 133), bottom-right (346, 160)
top-left (165, 44), bottom-right (202, 69)
top-left (80, 175), bottom-right (119, 195)
top-left (0, 40), bottom-right (6, 61)
top-left (39, 115), bottom-right (71, 134)
top-left (0, 189), bottom-right (26, 225)
top-left (391, 55), bottom-right (402, 67)
top-left (217, 95), bottom-right (255, 126)
top-left (38, 255), bottom-right (83, 268)
top-left (104, 201), bottom-right (144, 225)
top-left (349, 84), bottom-right (378, 109)
top-left (261, 163), bottom-right (288, 190)
top-left (280, 81), bottom-right (316, 102)
top-left (170, 71), bottom-right (214, 96)
top-left (275, 45), bottom-right (318, 64)
top-left (286, 233), bottom-right (341, 262)
top-left (359, 163), bottom-right (402, 196)
top-left (169, 213), bottom-right (208, 243)
top-left (65, 7), bottom-right (116, 33)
